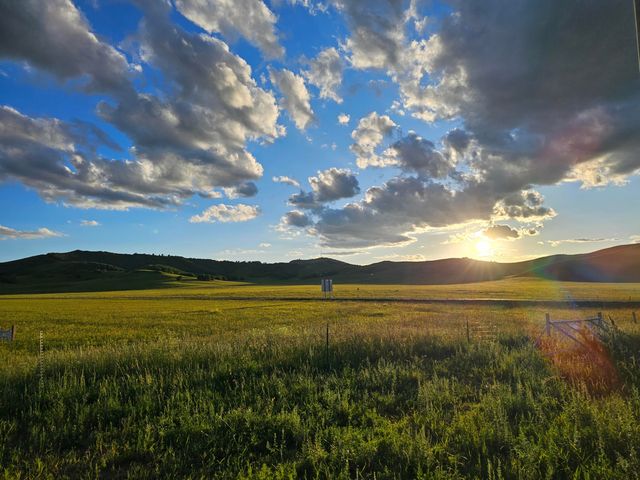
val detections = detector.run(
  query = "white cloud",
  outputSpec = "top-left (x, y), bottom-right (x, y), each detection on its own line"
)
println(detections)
top-left (272, 176), bottom-right (301, 188)
top-left (189, 204), bottom-right (260, 223)
top-left (304, 47), bottom-right (344, 103)
top-left (546, 238), bottom-right (617, 248)
top-left (269, 68), bottom-right (315, 130)
top-left (80, 220), bottom-right (100, 227)
top-left (350, 111), bottom-right (397, 168)
top-left (175, 0), bottom-right (284, 59)
top-left (0, 225), bottom-right (64, 240)
top-left (0, 3), bottom-right (282, 210)
top-left (337, 113), bottom-right (350, 125)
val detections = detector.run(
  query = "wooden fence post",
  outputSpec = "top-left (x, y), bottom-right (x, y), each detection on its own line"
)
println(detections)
top-left (545, 313), bottom-right (551, 336)
top-left (597, 312), bottom-right (603, 328)
top-left (633, 311), bottom-right (637, 324)
top-left (466, 319), bottom-right (470, 343)
top-left (11, 325), bottom-right (15, 341)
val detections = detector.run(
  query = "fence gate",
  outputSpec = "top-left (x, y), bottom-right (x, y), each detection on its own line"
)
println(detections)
top-left (536, 312), bottom-right (614, 353)
top-left (466, 318), bottom-right (498, 342)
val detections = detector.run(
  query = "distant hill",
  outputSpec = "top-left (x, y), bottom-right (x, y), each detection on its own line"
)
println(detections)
top-left (1, 244), bottom-right (639, 293)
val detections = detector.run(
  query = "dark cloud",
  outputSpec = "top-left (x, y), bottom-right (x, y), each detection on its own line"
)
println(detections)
top-left (289, 168), bottom-right (360, 210)
top-left (282, 210), bottom-right (311, 227)
top-left (232, 182), bottom-right (259, 198)
top-left (495, 191), bottom-right (556, 221)
top-left (309, 168), bottom-right (360, 202)
top-left (289, 191), bottom-right (321, 210)
top-left (398, 0), bottom-right (640, 188)
top-left (482, 225), bottom-right (520, 240)
top-left (443, 128), bottom-right (471, 154)
top-left (0, 0), bottom-right (133, 94)
top-left (383, 132), bottom-right (453, 178)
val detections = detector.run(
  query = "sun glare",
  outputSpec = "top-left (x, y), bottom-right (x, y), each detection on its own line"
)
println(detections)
top-left (475, 238), bottom-right (494, 258)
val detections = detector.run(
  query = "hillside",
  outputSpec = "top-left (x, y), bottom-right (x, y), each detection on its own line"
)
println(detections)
top-left (1, 243), bottom-right (639, 293)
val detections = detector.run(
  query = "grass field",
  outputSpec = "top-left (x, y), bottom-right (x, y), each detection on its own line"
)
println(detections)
top-left (1, 278), bottom-right (640, 478)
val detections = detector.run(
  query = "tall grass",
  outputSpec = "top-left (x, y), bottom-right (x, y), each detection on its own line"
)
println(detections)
top-left (1, 286), bottom-right (639, 478)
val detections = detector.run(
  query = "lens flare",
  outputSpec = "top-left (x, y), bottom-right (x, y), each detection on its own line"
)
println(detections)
top-left (475, 239), bottom-right (493, 258)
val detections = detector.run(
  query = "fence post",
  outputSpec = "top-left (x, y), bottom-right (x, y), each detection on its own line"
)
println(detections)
top-left (325, 323), bottom-right (329, 367)
top-left (11, 325), bottom-right (15, 341)
top-left (633, 311), bottom-right (637, 324)
top-left (38, 331), bottom-right (44, 392)
top-left (466, 319), bottom-right (470, 343)
top-left (545, 313), bottom-right (551, 336)
top-left (597, 312), bottom-right (603, 327)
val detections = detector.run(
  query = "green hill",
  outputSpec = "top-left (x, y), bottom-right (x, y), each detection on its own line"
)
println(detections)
top-left (1, 243), bottom-right (639, 293)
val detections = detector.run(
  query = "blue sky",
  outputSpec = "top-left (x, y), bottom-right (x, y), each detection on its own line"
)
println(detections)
top-left (1, 0), bottom-right (639, 264)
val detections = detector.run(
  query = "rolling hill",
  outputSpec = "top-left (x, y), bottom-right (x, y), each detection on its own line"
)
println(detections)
top-left (1, 243), bottom-right (639, 293)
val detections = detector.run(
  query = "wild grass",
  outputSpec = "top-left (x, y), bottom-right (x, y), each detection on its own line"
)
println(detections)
top-left (1, 281), bottom-right (640, 478)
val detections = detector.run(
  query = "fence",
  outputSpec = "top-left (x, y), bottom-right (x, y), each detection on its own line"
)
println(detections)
top-left (466, 318), bottom-right (498, 342)
top-left (0, 325), bottom-right (15, 342)
top-left (535, 312), bottom-right (619, 355)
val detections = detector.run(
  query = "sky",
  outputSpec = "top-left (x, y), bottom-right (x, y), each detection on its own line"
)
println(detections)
top-left (1, 0), bottom-right (639, 265)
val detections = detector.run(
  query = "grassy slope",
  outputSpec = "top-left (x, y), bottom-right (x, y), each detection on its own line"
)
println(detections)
top-left (1, 282), bottom-right (640, 478)
top-left (2, 243), bottom-right (640, 294)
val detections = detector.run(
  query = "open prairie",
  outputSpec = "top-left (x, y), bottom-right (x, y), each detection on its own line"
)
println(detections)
top-left (1, 278), bottom-right (640, 478)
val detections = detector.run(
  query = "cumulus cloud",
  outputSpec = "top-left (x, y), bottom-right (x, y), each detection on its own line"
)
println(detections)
top-left (333, 0), bottom-right (407, 69)
top-left (494, 191), bottom-right (556, 222)
top-left (0, 2), bottom-right (282, 210)
top-left (482, 225), bottom-right (520, 240)
top-left (0, 224), bottom-right (63, 240)
top-left (288, 168), bottom-right (360, 210)
top-left (269, 68), bottom-right (315, 130)
top-left (396, 0), bottom-right (640, 187)
top-left (320, 0), bottom-right (639, 250)
top-left (0, 0), bottom-right (132, 94)
top-left (80, 220), bottom-right (100, 227)
top-left (282, 210), bottom-right (311, 227)
top-left (337, 113), bottom-right (350, 125)
top-left (0, 106), bottom-right (178, 209)
top-left (224, 182), bottom-right (259, 199)
top-left (189, 203), bottom-right (260, 223)
top-left (288, 190), bottom-right (322, 210)
top-left (174, 0), bottom-right (284, 59)
top-left (381, 132), bottom-right (454, 178)
top-left (350, 111), bottom-right (397, 168)
top-left (309, 168), bottom-right (360, 202)
top-left (273, 176), bottom-right (301, 188)
top-left (304, 47), bottom-right (344, 103)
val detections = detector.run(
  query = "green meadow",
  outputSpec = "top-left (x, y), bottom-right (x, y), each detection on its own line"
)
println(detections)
top-left (1, 278), bottom-right (640, 479)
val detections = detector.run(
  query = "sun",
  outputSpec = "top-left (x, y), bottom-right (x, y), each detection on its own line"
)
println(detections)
top-left (475, 238), bottom-right (494, 258)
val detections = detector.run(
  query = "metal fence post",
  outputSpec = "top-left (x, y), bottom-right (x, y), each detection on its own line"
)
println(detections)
top-left (325, 322), bottom-right (329, 367)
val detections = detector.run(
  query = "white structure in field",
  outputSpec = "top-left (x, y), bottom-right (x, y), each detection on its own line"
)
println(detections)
top-left (321, 278), bottom-right (333, 299)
